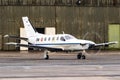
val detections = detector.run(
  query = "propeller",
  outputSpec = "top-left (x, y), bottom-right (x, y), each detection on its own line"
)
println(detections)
top-left (82, 32), bottom-right (102, 54)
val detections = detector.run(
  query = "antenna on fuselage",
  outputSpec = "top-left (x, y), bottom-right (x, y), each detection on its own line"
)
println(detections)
top-left (62, 31), bottom-right (65, 34)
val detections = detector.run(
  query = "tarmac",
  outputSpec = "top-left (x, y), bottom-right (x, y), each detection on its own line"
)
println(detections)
top-left (0, 77), bottom-right (119, 80)
top-left (0, 51), bottom-right (120, 80)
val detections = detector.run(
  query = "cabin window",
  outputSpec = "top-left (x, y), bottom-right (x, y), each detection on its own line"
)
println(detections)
top-left (36, 38), bottom-right (39, 41)
top-left (48, 37), bottom-right (51, 41)
top-left (44, 37), bottom-right (47, 41)
top-left (57, 36), bottom-right (59, 40)
top-left (52, 37), bottom-right (55, 41)
top-left (41, 37), bottom-right (43, 42)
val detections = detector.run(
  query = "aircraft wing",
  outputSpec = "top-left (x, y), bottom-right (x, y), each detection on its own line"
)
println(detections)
top-left (5, 42), bottom-right (63, 51)
top-left (4, 35), bottom-right (28, 41)
top-left (94, 41), bottom-right (118, 47)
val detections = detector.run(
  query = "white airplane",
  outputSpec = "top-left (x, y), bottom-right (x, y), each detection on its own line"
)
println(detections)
top-left (4, 17), bottom-right (118, 59)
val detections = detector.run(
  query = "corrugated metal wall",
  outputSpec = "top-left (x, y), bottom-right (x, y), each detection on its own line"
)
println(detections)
top-left (0, 0), bottom-right (119, 6)
top-left (0, 0), bottom-right (120, 50)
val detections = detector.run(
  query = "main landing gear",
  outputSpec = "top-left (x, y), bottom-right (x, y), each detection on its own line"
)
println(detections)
top-left (77, 53), bottom-right (86, 59)
top-left (43, 50), bottom-right (86, 60)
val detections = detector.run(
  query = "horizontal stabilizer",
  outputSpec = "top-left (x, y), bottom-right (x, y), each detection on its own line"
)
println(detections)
top-left (4, 35), bottom-right (28, 41)
top-left (5, 42), bottom-right (29, 48)
top-left (5, 42), bottom-right (18, 45)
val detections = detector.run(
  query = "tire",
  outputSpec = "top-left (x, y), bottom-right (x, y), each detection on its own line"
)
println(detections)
top-left (82, 55), bottom-right (86, 59)
top-left (77, 53), bottom-right (82, 59)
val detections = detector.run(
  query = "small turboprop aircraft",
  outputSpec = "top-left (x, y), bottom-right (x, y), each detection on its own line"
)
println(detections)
top-left (4, 17), bottom-right (117, 59)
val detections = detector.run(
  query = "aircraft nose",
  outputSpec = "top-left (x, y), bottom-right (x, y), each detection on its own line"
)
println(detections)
top-left (86, 41), bottom-right (95, 49)
top-left (87, 40), bottom-right (95, 44)
top-left (88, 44), bottom-right (95, 49)
top-left (88, 41), bottom-right (95, 49)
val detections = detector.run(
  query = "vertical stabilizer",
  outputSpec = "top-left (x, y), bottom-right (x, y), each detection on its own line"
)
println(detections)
top-left (22, 17), bottom-right (36, 38)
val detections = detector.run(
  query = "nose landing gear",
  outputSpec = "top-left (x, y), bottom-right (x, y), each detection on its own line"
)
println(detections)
top-left (44, 50), bottom-right (49, 60)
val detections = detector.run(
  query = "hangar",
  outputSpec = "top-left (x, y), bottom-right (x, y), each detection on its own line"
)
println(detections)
top-left (0, 0), bottom-right (120, 50)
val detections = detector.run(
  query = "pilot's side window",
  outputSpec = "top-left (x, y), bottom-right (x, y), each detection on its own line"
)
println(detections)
top-left (60, 37), bottom-right (65, 41)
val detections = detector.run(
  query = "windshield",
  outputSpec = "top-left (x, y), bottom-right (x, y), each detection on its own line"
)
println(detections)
top-left (65, 35), bottom-right (75, 40)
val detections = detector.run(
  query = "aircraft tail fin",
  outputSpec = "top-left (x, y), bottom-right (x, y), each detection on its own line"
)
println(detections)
top-left (22, 17), bottom-right (37, 38)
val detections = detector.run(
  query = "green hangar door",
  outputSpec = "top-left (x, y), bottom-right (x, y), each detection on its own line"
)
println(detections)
top-left (108, 24), bottom-right (120, 48)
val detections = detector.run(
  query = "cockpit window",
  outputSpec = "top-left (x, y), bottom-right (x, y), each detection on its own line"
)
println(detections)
top-left (60, 36), bottom-right (65, 41)
top-left (65, 36), bottom-right (72, 40)
top-left (65, 35), bottom-right (75, 40)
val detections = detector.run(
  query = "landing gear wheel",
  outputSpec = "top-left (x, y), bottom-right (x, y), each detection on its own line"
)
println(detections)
top-left (77, 53), bottom-right (82, 59)
top-left (82, 55), bottom-right (86, 59)
top-left (77, 53), bottom-right (86, 60)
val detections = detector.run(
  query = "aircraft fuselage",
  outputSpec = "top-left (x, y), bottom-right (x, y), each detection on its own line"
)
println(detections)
top-left (28, 33), bottom-right (95, 51)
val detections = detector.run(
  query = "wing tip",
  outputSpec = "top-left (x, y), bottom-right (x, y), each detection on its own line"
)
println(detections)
top-left (4, 35), bottom-right (9, 38)
top-left (109, 41), bottom-right (118, 44)
top-left (5, 42), bottom-right (17, 45)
